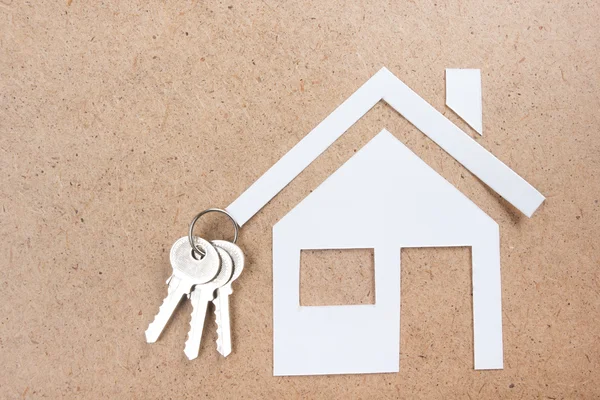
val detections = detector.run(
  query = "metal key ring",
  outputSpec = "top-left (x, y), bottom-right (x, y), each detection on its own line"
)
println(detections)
top-left (188, 208), bottom-right (240, 258)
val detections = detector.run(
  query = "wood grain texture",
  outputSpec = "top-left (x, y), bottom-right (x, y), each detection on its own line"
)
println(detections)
top-left (301, 249), bottom-right (375, 306)
top-left (1, 0), bottom-right (599, 398)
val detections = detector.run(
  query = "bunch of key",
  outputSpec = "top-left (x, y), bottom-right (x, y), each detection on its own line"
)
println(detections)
top-left (145, 209), bottom-right (244, 360)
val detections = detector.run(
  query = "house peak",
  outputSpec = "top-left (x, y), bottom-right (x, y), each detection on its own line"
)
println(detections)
top-left (227, 68), bottom-right (544, 226)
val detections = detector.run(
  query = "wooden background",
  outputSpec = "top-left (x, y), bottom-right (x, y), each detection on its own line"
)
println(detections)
top-left (1, 1), bottom-right (599, 398)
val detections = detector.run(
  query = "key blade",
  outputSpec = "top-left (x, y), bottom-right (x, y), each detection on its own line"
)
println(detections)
top-left (145, 280), bottom-right (187, 343)
top-left (214, 287), bottom-right (232, 357)
top-left (183, 288), bottom-right (213, 360)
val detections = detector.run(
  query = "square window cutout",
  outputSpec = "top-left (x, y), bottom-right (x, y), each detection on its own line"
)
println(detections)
top-left (300, 249), bottom-right (375, 306)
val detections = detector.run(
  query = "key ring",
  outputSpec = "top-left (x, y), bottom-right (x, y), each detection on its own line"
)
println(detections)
top-left (188, 208), bottom-right (240, 258)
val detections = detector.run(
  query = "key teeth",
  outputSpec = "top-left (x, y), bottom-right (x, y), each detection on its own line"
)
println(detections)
top-left (214, 298), bottom-right (225, 356)
top-left (145, 295), bottom-right (173, 343)
top-left (184, 296), bottom-right (201, 360)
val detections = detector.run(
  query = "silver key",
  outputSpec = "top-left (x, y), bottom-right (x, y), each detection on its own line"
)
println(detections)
top-left (184, 247), bottom-right (234, 360)
top-left (145, 237), bottom-right (221, 343)
top-left (212, 240), bottom-right (245, 357)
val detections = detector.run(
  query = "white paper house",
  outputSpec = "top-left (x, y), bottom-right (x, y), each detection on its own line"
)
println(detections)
top-left (225, 67), bottom-right (544, 376)
top-left (273, 130), bottom-right (501, 375)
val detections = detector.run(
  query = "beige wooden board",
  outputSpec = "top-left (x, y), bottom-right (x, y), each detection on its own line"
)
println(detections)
top-left (1, 1), bottom-right (599, 398)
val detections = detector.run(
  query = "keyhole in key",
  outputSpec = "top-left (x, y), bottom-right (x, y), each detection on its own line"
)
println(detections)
top-left (191, 248), bottom-right (204, 260)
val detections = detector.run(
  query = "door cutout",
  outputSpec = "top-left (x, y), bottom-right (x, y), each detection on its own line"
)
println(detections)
top-left (400, 247), bottom-right (473, 369)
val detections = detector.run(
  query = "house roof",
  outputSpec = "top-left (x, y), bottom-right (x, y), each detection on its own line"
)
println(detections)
top-left (227, 67), bottom-right (545, 226)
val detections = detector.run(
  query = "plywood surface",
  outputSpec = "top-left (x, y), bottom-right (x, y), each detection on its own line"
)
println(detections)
top-left (1, 1), bottom-right (599, 398)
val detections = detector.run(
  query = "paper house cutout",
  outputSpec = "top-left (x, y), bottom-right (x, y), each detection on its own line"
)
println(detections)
top-left (223, 67), bottom-right (544, 376)
top-left (273, 130), bottom-right (502, 375)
